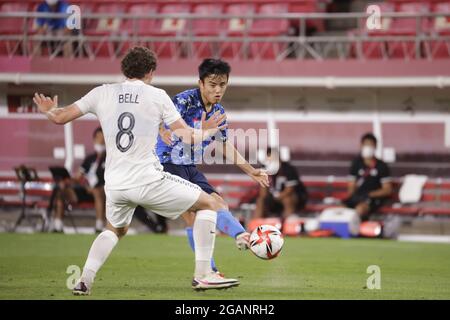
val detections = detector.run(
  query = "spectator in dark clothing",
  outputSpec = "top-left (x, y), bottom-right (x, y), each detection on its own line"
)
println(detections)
top-left (343, 133), bottom-right (393, 220)
top-left (254, 147), bottom-right (308, 219)
top-left (51, 127), bottom-right (106, 233)
top-left (35, 0), bottom-right (73, 57)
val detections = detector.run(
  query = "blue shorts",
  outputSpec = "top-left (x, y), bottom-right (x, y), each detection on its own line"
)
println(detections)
top-left (162, 163), bottom-right (217, 195)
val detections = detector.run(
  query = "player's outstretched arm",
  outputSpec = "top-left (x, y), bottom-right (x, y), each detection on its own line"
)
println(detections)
top-left (33, 93), bottom-right (83, 125)
top-left (168, 112), bottom-right (227, 144)
top-left (220, 140), bottom-right (270, 188)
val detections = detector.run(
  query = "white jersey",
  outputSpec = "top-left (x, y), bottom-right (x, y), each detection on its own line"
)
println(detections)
top-left (75, 80), bottom-right (181, 190)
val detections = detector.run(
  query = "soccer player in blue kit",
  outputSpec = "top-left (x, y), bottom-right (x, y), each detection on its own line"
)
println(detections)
top-left (156, 59), bottom-right (269, 274)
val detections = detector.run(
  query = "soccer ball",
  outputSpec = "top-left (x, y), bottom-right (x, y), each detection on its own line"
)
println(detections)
top-left (249, 225), bottom-right (284, 260)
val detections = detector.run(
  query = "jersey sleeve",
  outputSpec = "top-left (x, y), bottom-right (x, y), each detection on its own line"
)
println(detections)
top-left (379, 162), bottom-right (392, 184)
top-left (348, 158), bottom-right (359, 181)
top-left (74, 86), bottom-right (103, 115)
top-left (284, 164), bottom-right (299, 188)
top-left (160, 91), bottom-right (181, 126)
top-left (80, 155), bottom-right (92, 174)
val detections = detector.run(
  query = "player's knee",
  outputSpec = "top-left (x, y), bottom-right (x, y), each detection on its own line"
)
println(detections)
top-left (205, 195), bottom-right (222, 212)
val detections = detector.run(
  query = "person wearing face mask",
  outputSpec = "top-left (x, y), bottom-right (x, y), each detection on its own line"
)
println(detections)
top-left (343, 133), bottom-right (393, 220)
top-left (51, 127), bottom-right (106, 233)
top-left (35, 0), bottom-right (73, 57)
top-left (253, 147), bottom-right (308, 220)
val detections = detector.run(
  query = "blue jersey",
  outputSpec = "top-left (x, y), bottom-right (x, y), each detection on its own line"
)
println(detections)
top-left (156, 88), bottom-right (228, 165)
top-left (36, 1), bottom-right (70, 31)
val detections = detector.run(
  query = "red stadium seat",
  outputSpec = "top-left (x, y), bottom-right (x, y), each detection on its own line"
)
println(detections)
top-left (350, 2), bottom-right (395, 59)
top-left (84, 3), bottom-right (126, 58)
top-left (0, 2), bottom-right (30, 56)
top-left (249, 3), bottom-right (290, 59)
top-left (387, 2), bottom-right (431, 59)
top-left (289, 2), bottom-right (325, 33)
top-left (120, 4), bottom-right (159, 56)
top-left (220, 3), bottom-right (256, 59)
top-left (425, 2), bottom-right (450, 59)
top-left (191, 4), bottom-right (224, 58)
top-left (152, 3), bottom-right (191, 58)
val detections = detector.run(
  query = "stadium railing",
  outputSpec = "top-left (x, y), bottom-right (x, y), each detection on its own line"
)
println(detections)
top-left (0, 9), bottom-right (449, 60)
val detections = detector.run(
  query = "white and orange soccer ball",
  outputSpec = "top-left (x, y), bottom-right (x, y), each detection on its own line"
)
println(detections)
top-left (249, 225), bottom-right (284, 260)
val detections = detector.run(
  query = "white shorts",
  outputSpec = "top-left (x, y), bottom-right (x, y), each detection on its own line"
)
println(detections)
top-left (105, 172), bottom-right (202, 228)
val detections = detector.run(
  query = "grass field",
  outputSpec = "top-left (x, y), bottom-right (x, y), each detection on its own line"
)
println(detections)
top-left (1, 233), bottom-right (450, 300)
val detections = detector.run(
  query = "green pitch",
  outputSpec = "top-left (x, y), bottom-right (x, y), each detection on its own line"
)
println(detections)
top-left (1, 233), bottom-right (449, 300)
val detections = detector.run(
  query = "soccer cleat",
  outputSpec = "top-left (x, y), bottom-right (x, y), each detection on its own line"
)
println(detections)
top-left (72, 281), bottom-right (91, 296)
top-left (235, 232), bottom-right (250, 250)
top-left (192, 272), bottom-right (240, 290)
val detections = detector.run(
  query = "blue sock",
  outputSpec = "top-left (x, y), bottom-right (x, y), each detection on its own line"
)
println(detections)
top-left (185, 227), bottom-right (217, 272)
top-left (216, 209), bottom-right (246, 239)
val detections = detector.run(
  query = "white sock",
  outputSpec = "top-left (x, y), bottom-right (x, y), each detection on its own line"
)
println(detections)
top-left (95, 219), bottom-right (104, 231)
top-left (80, 230), bottom-right (119, 288)
top-left (193, 210), bottom-right (217, 278)
top-left (54, 218), bottom-right (63, 231)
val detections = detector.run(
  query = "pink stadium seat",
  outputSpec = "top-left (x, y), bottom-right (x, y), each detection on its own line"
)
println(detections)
top-left (120, 4), bottom-right (159, 57)
top-left (0, 2), bottom-right (29, 56)
top-left (220, 3), bottom-right (256, 59)
top-left (152, 3), bottom-right (191, 58)
top-left (387, 2), bottom-right (431, 59)
top-left (289, 2), bottom-right (325, 33)
top-left (191, 3), bottom-right (224, 58)
top-left (353, 2), bottom-right (396, 59)
top-left (426, 2), bottom-right (450, 59)
top-left (84, 3), bottom-right (126, 58)
top-left (249, 3), bottom-right (290, 59)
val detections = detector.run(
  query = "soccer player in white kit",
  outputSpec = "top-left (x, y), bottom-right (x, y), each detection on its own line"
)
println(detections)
top-left (33, 47), bottom-right (241, 294)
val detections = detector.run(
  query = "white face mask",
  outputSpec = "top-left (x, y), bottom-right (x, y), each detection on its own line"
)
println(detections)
top-left (361, 145), bottom-right (375, 159)
top-left (46, 0), bottom-right (59, 5)
top-left (94, 144), bottom-right (106, 154)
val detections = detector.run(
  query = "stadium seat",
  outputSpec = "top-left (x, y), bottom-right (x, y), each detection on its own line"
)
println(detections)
top-left (349, 2), bottom-right (396, 59)
top-left (84, 3), bottom-right (126, 58)
top-left (249, 3), bottom-right (290, 59)
top-left (289, 1), bottom-right (325, 33)
top-left (120, 3), bottom-right (159, 57)
top-left (0, 2), bottom-right (30, 56)
top-left (425, 2), bottom-right (450, 59)
top-left (151, 3), bottom-right (192, 58)
top-left (387, 2), bottom-right (431, 59)
top-left (220, 3), bottom-right (257, 59)
top-left (191, 3), bottom-right (224, 58)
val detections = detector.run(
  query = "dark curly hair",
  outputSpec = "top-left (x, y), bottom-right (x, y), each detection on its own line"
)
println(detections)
top-left (121, 46), bottom-right (157, 79)
top-left (198, 58), bottom-right (231, 81)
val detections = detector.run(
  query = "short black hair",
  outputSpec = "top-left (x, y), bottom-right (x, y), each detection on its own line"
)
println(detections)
top-left (121, 46), bottom-right (157, 79)
top-left (198, 58), bottom-right (231, 81)
top-left (361, 132), bottom-right (377, 146)
top-left (93, 126), bottom-right (102, 138)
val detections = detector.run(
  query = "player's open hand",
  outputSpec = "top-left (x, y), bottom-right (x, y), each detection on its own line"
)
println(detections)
top-left (201, 111), bottom-right (227, 133)
top-left (33, 93), bottom-right (58, 113)
top-left (248, 168), bottom-right (270, 188)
